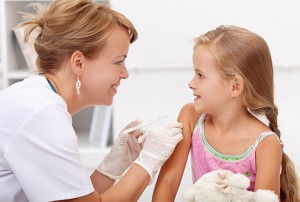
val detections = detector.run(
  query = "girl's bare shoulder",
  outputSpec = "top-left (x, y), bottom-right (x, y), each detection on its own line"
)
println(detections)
top-left (178, 103), bottom-right (201, 132)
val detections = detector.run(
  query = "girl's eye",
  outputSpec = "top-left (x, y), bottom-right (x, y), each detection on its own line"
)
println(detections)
top-left (197, 73), bottom-right (203, 79)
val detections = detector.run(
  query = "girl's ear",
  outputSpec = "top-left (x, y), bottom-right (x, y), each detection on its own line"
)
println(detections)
top-left (70, 51), bottom-right (86, 76)
top-left (230, 75), bottom-right (244, 99)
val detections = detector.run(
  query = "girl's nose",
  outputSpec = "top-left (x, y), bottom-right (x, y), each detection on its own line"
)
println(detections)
top-left (188, 78), bottom-right (195, 90)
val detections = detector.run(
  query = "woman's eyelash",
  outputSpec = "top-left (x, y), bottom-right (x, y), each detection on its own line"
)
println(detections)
top-left (115, 60), bottom-right (124, 65)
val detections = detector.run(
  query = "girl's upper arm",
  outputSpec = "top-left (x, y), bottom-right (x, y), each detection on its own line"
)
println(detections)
top-left (255, 135), bottom-right (282, 197)
top-left (152, 103), bottom-right (200, 202)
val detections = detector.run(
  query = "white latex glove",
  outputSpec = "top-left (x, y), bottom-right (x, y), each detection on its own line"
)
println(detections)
top-left (97, 120), bottom-right (145, 180)
top-left (133, 121), bottom-right (183, 183)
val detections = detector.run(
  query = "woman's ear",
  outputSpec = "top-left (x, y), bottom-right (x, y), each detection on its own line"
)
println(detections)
top-left (230, 75), bottom-right (244, 99)
top-left (70, 51), bottom-right (85, 75)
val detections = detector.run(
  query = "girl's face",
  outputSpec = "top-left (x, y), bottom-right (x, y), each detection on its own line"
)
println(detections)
top-left (81, 26), bottom-right (130, 105)
top-left (189, 46), bottom-right (231, 114)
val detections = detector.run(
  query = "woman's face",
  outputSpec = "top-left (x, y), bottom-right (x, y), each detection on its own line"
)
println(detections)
top-left (81, 26), bottom-right (131, 105)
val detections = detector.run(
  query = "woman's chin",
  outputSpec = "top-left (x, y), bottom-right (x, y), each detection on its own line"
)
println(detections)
top-left (102, 98), bottom-right (113, 106)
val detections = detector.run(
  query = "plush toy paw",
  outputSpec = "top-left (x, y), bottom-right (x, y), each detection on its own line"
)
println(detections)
top-left (183, 170), bottom-right (279, 202)
top-left (216, 170), bottom-right (250, 193)
top-left (253, 189), bottom-right (280, 202)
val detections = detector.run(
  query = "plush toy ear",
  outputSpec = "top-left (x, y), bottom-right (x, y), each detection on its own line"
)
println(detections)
top-left (216, 170), bottom-right (250, 193)
top-left (253, 189), bottom-right (279, 202)
top-left (216, 170), bottom-right (233, 193)
top-left (227, 173), bottom-right (250, 190)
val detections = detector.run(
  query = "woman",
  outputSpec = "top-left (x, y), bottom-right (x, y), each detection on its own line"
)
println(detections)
top-left (0, 0), bottom-right (183, 201)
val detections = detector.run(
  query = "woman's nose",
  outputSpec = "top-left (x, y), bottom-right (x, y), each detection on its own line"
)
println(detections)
top-left (120, 66), bottom-right (129, 79)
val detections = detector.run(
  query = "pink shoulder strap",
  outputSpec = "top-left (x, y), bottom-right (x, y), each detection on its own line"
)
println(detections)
top-left (254, 131), bottom-right (279, 147)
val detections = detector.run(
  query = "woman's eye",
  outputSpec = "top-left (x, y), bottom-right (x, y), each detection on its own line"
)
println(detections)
top-left (115, 60), bottom-right (124, 65)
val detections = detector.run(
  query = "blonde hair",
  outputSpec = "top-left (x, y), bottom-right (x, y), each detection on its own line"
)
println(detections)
top-left (194, 25), bottom-right (300, 201)
top-left (17, 0), bottom-right (138, 73)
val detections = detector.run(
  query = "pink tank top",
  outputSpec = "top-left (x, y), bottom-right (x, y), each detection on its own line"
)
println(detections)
top-left (190, 114), bottom-right (278, 191)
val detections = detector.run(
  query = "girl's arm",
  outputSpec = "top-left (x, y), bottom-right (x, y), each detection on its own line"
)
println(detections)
top-left (255, 135), bottom-right (282, 197)
top-left (152, 103), bottom-right (199, 201)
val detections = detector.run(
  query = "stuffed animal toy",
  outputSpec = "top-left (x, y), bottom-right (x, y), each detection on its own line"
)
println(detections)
top-left (183, 170), bottom-right (279, 202)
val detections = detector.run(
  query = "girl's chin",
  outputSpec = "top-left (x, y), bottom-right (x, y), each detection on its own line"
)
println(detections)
top-left (194, 105), bottom-right (203, 113)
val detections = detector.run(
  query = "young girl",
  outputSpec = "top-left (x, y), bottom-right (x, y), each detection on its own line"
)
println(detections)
top-left (152, 25), bottom-right (300, 202)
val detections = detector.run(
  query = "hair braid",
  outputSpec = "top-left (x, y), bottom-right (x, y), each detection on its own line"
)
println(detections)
top-left (265, 105), bottom-right (281, 138)
top-left (265, 106), bottom-right (300, 201)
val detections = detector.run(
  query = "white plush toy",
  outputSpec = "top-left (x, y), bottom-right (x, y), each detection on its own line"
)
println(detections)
top-left (183, 170), bottom-right (279, 202)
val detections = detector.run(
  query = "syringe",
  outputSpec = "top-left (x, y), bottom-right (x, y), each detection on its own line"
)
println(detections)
top-left (122, 114), bottom-right (169, 134)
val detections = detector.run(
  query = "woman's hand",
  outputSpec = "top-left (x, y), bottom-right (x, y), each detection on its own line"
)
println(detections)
top-left (97, 120), bottom-right (145, 180)
top-left (134, 121), bottom-right (183, 183)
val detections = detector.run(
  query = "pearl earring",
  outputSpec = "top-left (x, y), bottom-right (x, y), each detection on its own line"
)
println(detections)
top-left (76, 76), bottom-right (81, 95)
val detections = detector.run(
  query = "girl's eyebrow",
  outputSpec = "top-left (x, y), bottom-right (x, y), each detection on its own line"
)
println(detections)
top-left (194, 67), bottom-right (204, 73)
